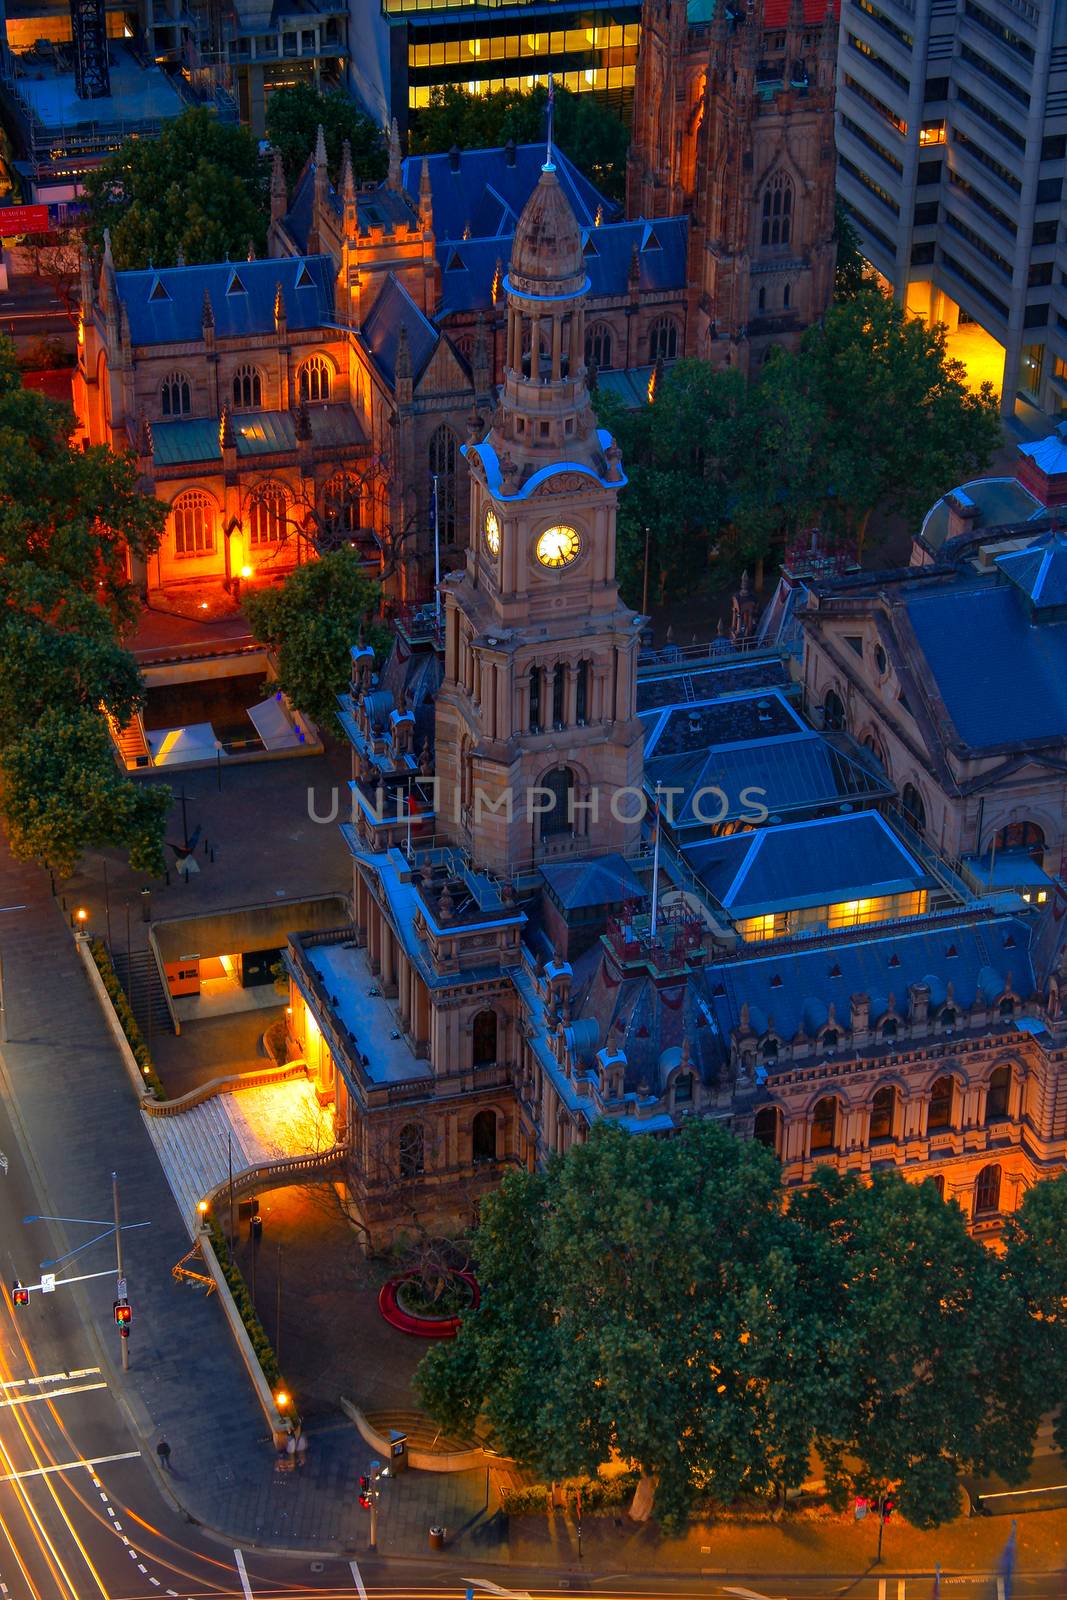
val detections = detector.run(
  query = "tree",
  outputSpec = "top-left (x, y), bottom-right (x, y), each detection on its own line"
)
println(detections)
top-left (410, 84), bottom-right (629, 202)
top-left (791, 1170), bottom-right (1043, 1528)
top-left (242, 548), bottom-right (386, 732)
top-left (84, 109), bottom-right (268, 270)
top-left (416, 1120), bottom-right (832, 1531)
top-left (790, 286), bottom-right (1002, 551)
top-left (1002, 1174), bottom-right (1067, 1457)
top-left (0, 337), bottom-right (169, 874)
top-left (266, 84), bottom-right (387, 189)
top-left (833, 200), bottom-right (868, 301)
top-left (20, 228), bottom-right (82, 324)
top-left (597, 362), bottom-right (753, 605)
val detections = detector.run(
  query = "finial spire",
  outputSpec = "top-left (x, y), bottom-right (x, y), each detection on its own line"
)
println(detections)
top-left (314, 123), bottom-right (327, 170)
top-left (543, 73), bottom-right (556, 172)
top-left (387, 117), bottom-right (402, 189)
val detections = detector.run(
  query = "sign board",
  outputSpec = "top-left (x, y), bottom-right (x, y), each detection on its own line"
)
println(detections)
top-left (0, 205), bottom-right (50, 237)
top-left (117, 1277), bottom-right (127, 1299)
top-left (41, 1273), bottom-right (56, 1294)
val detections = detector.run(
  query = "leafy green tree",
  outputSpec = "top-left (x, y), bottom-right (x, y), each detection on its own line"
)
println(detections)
top-left (0, 338), bottom-right (169, 874)
top-left (833, 200), bottom-right (868, 301)
top-left (266, 83), bottom-right (387, 188)
top-left (597, 362), bottom-right (753, 605)
top-left (416, 1120), bottom-right (834, 1531)
top-left (791, 286), bottom-right (1002, 551)
top-left (410, 84), bottom-right (628, 201)
top-left (793, 1170), bottom-right (1042, 1527)
top-left (242, 548), bottom-right (385, 732)
top-left (85, 108), bottom-right (268, 270)
top-left (1002, 1173), bottom-right (1067, 1457)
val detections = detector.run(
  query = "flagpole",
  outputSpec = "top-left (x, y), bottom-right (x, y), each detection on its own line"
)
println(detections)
top-left (649, 786), bottom-right (662, 940)
top-left (545, 72), bottom-right (555, 171)
top-left (431, 471), bottom-right (441, 633)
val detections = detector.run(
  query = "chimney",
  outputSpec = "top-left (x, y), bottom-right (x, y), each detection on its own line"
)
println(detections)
top-left (448, 143), bottom-right (461, 173)
top-left (505, 137), bottom-right (516, 167)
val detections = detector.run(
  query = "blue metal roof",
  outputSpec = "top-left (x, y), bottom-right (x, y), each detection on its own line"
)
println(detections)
top-left (683, 812), bottom-right (934, 919)
top-left (116, 256), bottom-right (335, 345)
top-left (400, 143), bottom-right (612, 246)
top-left (700, 911), bottom-right (1037, 1044)
top-left (541, 853), bottom-right (646, 911)
top-left (995, 531), bottom-right (1067, 610)
top-left (904, 573), bottom-right (1067, 747)
top-left (362, 273), bottom-right (439, 386)
top-left (150, 404), bottom-right (364, 464)
top-left (920, 477), bottom-right (1043, 553)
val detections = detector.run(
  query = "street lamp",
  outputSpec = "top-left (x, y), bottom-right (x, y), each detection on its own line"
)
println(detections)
top-left (197, 1200), bottom-right (209, 1223)
top-left (275, 1389), bottom-right (290, 1411)
top-left (73, 906), bottom-right (89, 932)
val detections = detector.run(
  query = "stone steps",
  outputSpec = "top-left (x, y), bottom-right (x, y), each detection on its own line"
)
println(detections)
top-left (362, 1408), bottom-right (476, 1455)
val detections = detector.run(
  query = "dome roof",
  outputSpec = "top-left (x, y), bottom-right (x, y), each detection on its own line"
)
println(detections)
top-left (507, 165), bottom-right (587, 296)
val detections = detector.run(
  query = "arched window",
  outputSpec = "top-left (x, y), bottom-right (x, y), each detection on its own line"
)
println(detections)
top-left (472, 1008), bottom-right (498, 1066)
top-left (928, 1173), bottom-right (945, 1200)
top-left (810, 1096), bottom-right (839, 1151)
top-left (528, 666), bottom-right (542, 733)
top-left (753, 1106), bottom-right (780, 1151)
top-left (551, 663), bottom-right (565, 728)
top-left (429, 425), bottom-right (458, 545)
top-left (757, 286), bottom-right (766, 312)
top-left (576, 660), bottom-right (589, 724)
top-left (398, 1122), bottom-right (424, 1178)
top-left (999, 995), bottom-right (1016, 1019)
top-left (323, 472), bottom-right (361, 537)
top-left (823, 688), bottom-right (845, 731)
top-left (882, 1017), bottom-right (898, 1040)
top-left (941, 1006), bottom-right (957, 1030)
top-left (974, 1163), bottom-right (1002, 1214)
top-left (585, 323), bottom-right (613, 370)
top-left (783, 281), bottom-right (792, 309)
top-left (171, 490), bottom-right (215, 557)
top-left (248, 482), bottom-right (287, 546)
top-left (762, 1035), bottom-right (779, 1061)
top-left (648, 317), bottom-right (679, 362)
top-left (870, 1085), bottom-right (896, 1140)
top-left (761, 172), bottom-right (794, 247)
top-left (928, 1075), bottom-right (954, 1130)
top-left (540, 765), bottom-right (575, 838)
top-left (472, 1108), bottom-right (497, 1162)
top-left (986, 1064), bottom-right (1011, 1121)
top-left (993, 820), bottom-right (1046, 859)
top-left (821, 1028), bottom-right (839, 1052)
top-left (160, 370), bottom-right (191, 418)
top-left (902, 783), bottom-right (926, 835)
top-left (674, 1071), bottom-right (694, 1104)
top-left (232, 364), bottom-right (262, 410)
top-left (298, 355), bottom-right (331, 403)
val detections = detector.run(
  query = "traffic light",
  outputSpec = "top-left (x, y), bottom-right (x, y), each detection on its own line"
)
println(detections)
top-left (11, 1281), bottom-right (28, 1308)
top-left (358, 1474), bottom-right (371, 1510)
top-left (882, 1496), bottom-right (895, 1523)
top-left (114, 1299), bottom-right (131, 1334)
top-left (853, 1496), bottom-right (868, 1521)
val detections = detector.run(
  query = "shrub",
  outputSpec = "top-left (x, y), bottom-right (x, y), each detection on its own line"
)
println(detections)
top-left (500, 1473), bottom-right (639, 1516)
top-left (208, 1220), bottom-right (285, 1394)
top-left (88, 939), bottom-right (166, 1099)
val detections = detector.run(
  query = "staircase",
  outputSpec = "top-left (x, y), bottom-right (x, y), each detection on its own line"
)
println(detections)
top-left (109, 713), bottom-right (152, 770)
top-left (361, 1408), bottom-right (477, 1455)
top-left (111, 949), bottom-right (173, 1038)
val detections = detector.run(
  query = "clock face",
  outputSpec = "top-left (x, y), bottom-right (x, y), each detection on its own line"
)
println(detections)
top-left (535, 524), bottom-right (582, 569)
top-left (484, 505), bottom-right (500, 557)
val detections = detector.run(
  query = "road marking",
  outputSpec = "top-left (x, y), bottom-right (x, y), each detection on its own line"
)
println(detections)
top-left (0, 1382), bottom-right (107, 1410)
top-left (0, 1367), bottom-right (100, 1391)
top-left (149, 1580), bottom-right (160, 1587)
top-left (137, 1564), bottom-right (148, 1574)
top-left (0, 1451), bottom-right (141, 1484)
top-left (465, 1583), bottom-right (530, 1600)
top-left (234, 1548), bottom-right (253, 1600)
top-left (350, 1558), bottom-right (367, 1600)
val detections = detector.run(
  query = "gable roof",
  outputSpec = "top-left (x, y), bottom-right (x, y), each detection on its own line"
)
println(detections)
top-left (115, 256), bottom-right (334, 345)
top-left (541, 854), bottom-right (647, 912)
top-left (361, 272), bottom-right (438, 387)
top-left (400, 143), bottom-right (612, 246)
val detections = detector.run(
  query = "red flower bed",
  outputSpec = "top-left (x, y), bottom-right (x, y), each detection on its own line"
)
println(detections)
top-left (377, 1270), bottom-right (480, 1338)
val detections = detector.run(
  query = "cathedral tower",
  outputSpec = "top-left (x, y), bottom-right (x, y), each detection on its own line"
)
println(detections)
top-left (628, 0), bottom-right (838, 373)
top-left (434, 159), bottom-right (645, 879)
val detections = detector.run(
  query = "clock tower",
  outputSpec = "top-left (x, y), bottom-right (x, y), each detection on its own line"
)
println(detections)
top-left (435, 158), bottom-right (645, 879)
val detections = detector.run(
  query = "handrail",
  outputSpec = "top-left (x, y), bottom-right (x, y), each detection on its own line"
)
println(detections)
top-left (200, 1144), bottom-right (346, 1212)
top-left (142, 1060), bottom-right (310, 1117)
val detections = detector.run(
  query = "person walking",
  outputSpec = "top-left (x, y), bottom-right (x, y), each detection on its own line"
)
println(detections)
top-left (156, 1436), bottom-right (171, 1470)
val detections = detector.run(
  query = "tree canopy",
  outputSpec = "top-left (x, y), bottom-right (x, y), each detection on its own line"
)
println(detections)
top-left (0, 339), bottom-right (169, 875)
top-left (416, 1122), bottom-right (1065, 1532)
top-left (410, 84), bottom-right (629, 201)
top-left (85, 109), bottom-right (268, 270)
top-left (265, 83), bottom-right (387, 189)
top-left (600, 285), bottom-right (1002, 605)
top-left (242, 548), bottom-right (386, 732)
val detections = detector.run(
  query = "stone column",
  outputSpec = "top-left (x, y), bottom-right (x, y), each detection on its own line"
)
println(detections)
top-left (564, 661), bottom-right (579, 727)
top-left (551, 314), bottom-right (562, 381)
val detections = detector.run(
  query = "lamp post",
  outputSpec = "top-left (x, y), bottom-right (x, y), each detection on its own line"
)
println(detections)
top-left (112, 1171), bottom-right (129, 1373)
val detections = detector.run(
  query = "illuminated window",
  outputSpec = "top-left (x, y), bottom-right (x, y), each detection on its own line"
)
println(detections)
top-left (810, 1096), bottom-right (838, 1151)
top-left (919, 120), bottom-right (946, 145)
top-left (761, 172), bottom-right (794, 247)
top-left (298, 355), bottom-right (331, 402)
top-left (248, 482), bottom-right (287, 546)
top-left (160, 369), bottom-right (191, 417)
top-left (870, 1085), bottom-right (896, 1139)
top-left (171, 490), bottom-right (215, 557)
top-left (648, 316), bottom-right (678, 361)
top-left (232, 364), bottom-right (262, 410)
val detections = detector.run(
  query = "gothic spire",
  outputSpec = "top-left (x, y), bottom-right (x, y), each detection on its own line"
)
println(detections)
top-left (387, 117), bottom-right (402, 190)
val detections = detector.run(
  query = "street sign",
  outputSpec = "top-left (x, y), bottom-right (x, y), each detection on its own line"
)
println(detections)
top-left (41, 1273), bottom-right (56, 1293)
top-left (117, 1277), bottom-right (127, 1299)
top-left (0, 204), bottom-right (49, 237)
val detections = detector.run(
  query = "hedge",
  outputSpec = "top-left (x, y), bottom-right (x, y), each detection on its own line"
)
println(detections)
top-left (208, 1219), bottom-right (285, 1394)
top-left (501, 1473), bottom-right (640, 1515)
top-left (89, 939), bottom-right (166, 1099)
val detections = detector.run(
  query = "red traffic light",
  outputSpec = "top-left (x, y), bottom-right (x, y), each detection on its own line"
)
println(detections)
top-left (882, 1497), bottom-right (895, 1523)
top-left (114, 1299), bottom-right (132, 1329)
top-left (853, 1496), bottom-right (868, 1520)
top-left (11, 1282), bottom-right (28, 1308)
top-left (358, 1493), bottom-right (371, 1509)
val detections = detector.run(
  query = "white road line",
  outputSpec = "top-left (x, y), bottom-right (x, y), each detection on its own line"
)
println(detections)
top-left (234, 1548), bottom-right (253, 1600)
top-left (0, 1369), bottom-right (100, 1391)
top-left (0, 1451), bottom-right (141, 1485)
top-left (349, 1558), bottom-right (367, 1600)
top-left (106, 1507), bottom-right (116, 1519)
top-left (137, 1564), bottom-right (148, 1574)
top-left (149, 1579), bottom-right (160, 1587)
top-left (0, 1382), bottom-right (107, 1410)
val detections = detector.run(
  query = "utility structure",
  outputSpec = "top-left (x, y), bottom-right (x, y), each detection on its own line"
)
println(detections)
top-left (69, 0), bottom-right (111, 99)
